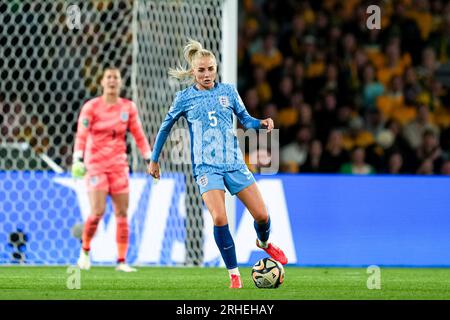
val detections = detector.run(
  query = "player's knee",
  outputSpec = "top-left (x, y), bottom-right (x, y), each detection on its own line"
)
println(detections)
top-left (212, 212), bottom-right (228, 226)
top-left (91, 207), bottom-right (105, 217)
top-left (254, 210), bottom-right (269, 224)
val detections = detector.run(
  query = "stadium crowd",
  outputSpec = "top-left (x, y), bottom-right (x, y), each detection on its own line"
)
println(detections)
top-left (238, 0), bottom-right (450, 175)
top-left (2, 0), bottom-right (450, 176)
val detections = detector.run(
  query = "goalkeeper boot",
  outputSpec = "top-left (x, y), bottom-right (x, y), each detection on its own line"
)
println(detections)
top-left (115, 263), bottom-right (137, 272)
top-left (256, 239), bottom-right (288, 265)
top-left (77, 249), bottom-right (91, 270)
top-left (229, 274), bottom-right (242, 289)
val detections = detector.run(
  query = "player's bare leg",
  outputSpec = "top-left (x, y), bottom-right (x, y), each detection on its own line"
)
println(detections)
top-left (237, 183), bottom-right (288, 265)
top-left (111, 193), bottom-right (136, 272)
top-left (202, 189), bottom-right (227, 226)
top-left (78, 190), bottom-right (107, 270)
top-left (203, 189), bottom-right (242, 288)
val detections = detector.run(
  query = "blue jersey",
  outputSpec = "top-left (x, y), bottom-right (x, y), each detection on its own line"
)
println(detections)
top-left (151, 82), bottom-right (261, 177)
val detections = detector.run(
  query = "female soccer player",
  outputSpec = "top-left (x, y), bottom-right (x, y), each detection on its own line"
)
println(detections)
top-left (147, 40), bottom-right (288, 288)
top-left (72, 67), bottom-right (152, 272)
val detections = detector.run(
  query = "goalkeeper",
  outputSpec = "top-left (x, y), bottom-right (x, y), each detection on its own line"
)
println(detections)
top-left (148, 40), bottom-right (288, 288)
top-left (72, 67), bottom-right (152, 272)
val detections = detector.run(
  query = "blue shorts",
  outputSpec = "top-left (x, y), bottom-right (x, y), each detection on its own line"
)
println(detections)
top-left (196, 168), bottom-right (256, 195)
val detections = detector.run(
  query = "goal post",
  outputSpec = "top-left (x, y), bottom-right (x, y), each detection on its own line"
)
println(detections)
top-left (221, 0), bottom-right (238, 237)
top-left (0, 0), bottom-right (238, 266)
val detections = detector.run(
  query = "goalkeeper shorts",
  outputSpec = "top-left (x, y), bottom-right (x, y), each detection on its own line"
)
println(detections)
top-left (85, 167), bottom-right (129, 194)
top-left (196, 167), bottom-right (256, 196)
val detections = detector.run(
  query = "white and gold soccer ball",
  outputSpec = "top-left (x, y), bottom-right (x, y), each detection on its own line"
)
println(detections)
top-left (251, 257), bottom-right (285, 288)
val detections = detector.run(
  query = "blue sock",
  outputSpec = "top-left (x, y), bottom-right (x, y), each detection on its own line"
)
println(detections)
top-left (254, 216), bottom-right (271, 243)
top-left (213, 224), bottom-right (237, 269)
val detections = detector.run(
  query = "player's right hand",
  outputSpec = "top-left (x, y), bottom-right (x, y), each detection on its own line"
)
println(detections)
top-left (71, 160), bottom-right (86, 179)
top-left (147, 161), bottom-right (160, 180)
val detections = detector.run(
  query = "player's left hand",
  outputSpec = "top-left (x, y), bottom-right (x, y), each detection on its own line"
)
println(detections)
top-left (260, 118), bottom-right (274, 132)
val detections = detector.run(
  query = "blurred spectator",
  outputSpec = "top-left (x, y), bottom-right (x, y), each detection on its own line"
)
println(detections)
top-left (273, 76), bottom-right (294, 109)
top-left (427, 4), bottom-right (450, 63)
top-left (252, 65), bottom-right (273, 104)
top-left (416, 158), bottom-right (435, 175)
top-left (340, 147), bottom-right (376, 175)
top-left (300, 139), bottom-right (324, 173)
top-left (238, 0), bottom-right (450, 175)
top-left (243, 88), bottom-right (263, 119)
top-left (403, 66), bottom-right (422, 106)
top-left (381, 2), bottom-right (422, 64)
top-left (416, 47), bottom-right (440, 84)
top-left (321, 129), bottom-right (349, 173)
top-left (302, 35), bottom-right (318, 73)
top-left (415, 129), bottom-right (444, 174)
top-left (321, 63), bottom-right (340, 95)
top-left (403, 104), bottom-right (440, 150)
top-left (0, 97), bottom-right (49, 152)
top-left (440, 160), bottom-right (450, 175)
top-left (262, 102), bottom-right (279, 123)
top-left (384, 150), bottom-right (407, 174)
top-left (250, 33), bottom-right (283, 83)
top-left (278, 93), bottom-right (310, 145)
top-left (361, 63), bottom-right (385, 112)
top-left (376, 37), bottom-right (412, 87)
top-left (419, 79), bottom-right (449, 126)
top-left (365, 109), bottom-right (386, 138)
top-left (292, 61), bottom-right (305, 91)
top-left (377, 74), bottom-right (417, 126)
top-left (341, 112), bottom-right (374, 151)
top-left (280, 125), bottom-right (312, 172)
top-left (314, 92), bottom-right (338, 142)
top-left (279, 14), bottom-right (306, 60)
top-left (326, 23), bottom-right (343, 59)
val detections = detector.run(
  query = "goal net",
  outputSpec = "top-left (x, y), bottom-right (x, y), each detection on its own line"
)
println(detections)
top-left (0, 0), bottom-right (234, 266)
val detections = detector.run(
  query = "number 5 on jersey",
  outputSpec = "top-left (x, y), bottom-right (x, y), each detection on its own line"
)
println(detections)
top-left (208, 111), bottom-right (217, 127)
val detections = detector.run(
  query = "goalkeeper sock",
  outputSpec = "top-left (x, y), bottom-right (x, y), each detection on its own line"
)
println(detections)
top-left (214, 224), bottom-right (237, 270)
top-left (116, 216), bottom-right (129, 263)
top-left (254, 216), bottom-right (271, 248)
top-left (82, 215), bottom-right (101, 252)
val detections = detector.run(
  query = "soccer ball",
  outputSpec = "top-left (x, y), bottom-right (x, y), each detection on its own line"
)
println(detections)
top-left (251, 257), bottom-right (285, 288)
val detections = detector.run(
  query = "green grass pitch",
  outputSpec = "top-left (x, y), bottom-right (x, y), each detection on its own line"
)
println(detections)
top-left (0, 266), bottom-right (449, 300)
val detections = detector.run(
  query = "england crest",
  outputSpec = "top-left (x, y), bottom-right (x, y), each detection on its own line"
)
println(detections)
top-left (90, 176), bottom-right (98, 186)
top-left (120, 112), bottom-right (129, 122)
top-left (219, 95), bottom-right (229, 108)
top-left (197, 175), bottom-right (208, 187)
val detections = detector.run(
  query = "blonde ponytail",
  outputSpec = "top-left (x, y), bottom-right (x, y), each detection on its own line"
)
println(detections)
top-left (168, 39), bottom-right (217, 82)
top-left (183, 39), bottom-right (203, 66)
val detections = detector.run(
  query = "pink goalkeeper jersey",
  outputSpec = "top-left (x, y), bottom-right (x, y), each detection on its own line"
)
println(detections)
top-left (74, 96), bottom-right (151, 174)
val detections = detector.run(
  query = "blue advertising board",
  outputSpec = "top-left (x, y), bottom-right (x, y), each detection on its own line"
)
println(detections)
top-left (1, 172), bottom-right (450, 266)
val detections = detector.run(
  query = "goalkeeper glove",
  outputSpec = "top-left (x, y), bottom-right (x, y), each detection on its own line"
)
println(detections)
top-left (71, 158), bottom-right (86, 179)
